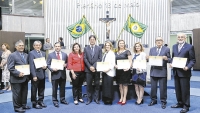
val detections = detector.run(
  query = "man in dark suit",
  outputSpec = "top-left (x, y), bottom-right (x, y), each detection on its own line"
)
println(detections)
top-left (84, 35), bottom-right (102, 105)
top-left (29, 41), bottom-right (47, 109)
top-left (171, 33), bottom-right (196, 113)
top-left (148, 37), bottom-right (171, 109)
top-left (0, 50), bottom-right (4, 94)
top-left (7, 40), bottom-right (30, 112)
top-left (47, 42), bottom-right (68, 107)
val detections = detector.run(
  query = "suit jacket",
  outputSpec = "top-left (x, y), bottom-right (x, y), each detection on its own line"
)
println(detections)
top-left (102, 50), bottom-right (115, 77)
top-left (7, 51), bottom-right (29, 83)
top-left (149, 46), bottom-right (171, 77)
top-left (84, 45), bottom-right (102, 72)
top-left (29, 50), bottom-right (46, 80)
top-left (67, 52), bottom-right (85, 71)
top-left (47, 51), bottom-right (68, 80)
top-left (172, 43), bottom-right (196, 77)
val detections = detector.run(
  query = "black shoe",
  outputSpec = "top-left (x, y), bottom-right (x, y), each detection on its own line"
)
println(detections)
top-left (135, 99), bottom-right (144, 105)
top-left (15, 107), bottom-right (26, 112)
top-left (161, 103), bottom-right (166, 109)
top-left (180, 108), bottom-right (189, 113)
top-left (32, 104), bottom-right (42, 109)
top-left (104, 101), bottom-right (112, 105)
top-left (148, 101), bottom-right (157, 106)
top-left (22, 106), bottom-right (31, 109)
top-left (78, 99), bottom-right (84, 103)
top-left (86, 99), bottom-right (92, 105)
top-left (94, 99), bottom-right (100, 104)
top-left (38, 102), bottom-right (47, 108)
top-left (61, 101), bottom-right (68, 105)
top-left (171, 104), bottom-right (183, 108)
top-left (53, 103), bottom-right (59, 108)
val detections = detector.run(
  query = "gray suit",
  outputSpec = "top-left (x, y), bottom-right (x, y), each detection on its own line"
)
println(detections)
top-left (47, 51), bottom-right (68, 104)
top-left (7, 51), bottom-right (29, 110)
top-left (29, 50), bottom-right (46, 105)
top-left (149, 46), bottom-right (171, 103)
top-left (84, 45), bottom-right (102, 101)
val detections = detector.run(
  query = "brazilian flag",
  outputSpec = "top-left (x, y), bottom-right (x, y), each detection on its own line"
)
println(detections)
top-left (124, 15), bottom-right (147, 38)
top-left (67, 16), bottom-right (91, 39)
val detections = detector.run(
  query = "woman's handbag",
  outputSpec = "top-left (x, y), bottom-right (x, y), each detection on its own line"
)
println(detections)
top-left (132, 72), bottom-right (146, 86)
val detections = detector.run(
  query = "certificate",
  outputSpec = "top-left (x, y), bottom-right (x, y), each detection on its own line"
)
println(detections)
top-left (15, 65), bottom-right (30, 75)
top-left (149, 56), bottom-right (163, 66)
top-left (117, 60), bottom-right (130, 69)
top-left (96, 62), bottom-right (110, 71)
top-left (172, 57), bottom-right (187, 68)
top-left (50, 59), bottom-right (65, 70)
top-left (133, 59), bottom-right (146, 69)
top-left (33, 57), bottom-right (47, 69)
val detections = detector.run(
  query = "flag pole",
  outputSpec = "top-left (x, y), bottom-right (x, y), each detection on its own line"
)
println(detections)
top-left (116, 14), bottom-right (131, 42)
top-left (83, 15), bottom-right (100, 44)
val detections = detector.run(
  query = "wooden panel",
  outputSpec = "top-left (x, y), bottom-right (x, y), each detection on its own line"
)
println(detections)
top-left (193, 28), bottom-right (200, 70)
top-left (0, 31), bottom-right (25, 52)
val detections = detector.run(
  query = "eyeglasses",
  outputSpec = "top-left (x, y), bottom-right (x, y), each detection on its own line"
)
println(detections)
top-left (177, 36), bottom-right (185, 38)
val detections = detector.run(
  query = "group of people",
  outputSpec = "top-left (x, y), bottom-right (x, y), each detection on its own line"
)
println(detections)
top-left (0, 32), bottom-right (195, 113)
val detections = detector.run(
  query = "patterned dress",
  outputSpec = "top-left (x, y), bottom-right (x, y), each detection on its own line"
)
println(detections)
top-left (1, 50), bottom-right (11, 82)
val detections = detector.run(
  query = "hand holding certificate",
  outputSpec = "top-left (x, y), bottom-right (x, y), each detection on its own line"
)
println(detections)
top-left (133, 59), bottom-right (146, 69)
top-left (50, 59), bottom-right (65, 70)
top-left (33, 57), bottom-right (47, 69)
top-left (149, 56), bottom-right (163, 66)
top-left (172, 57), bottom-right (187, 68)
top-left (117, 60), bottom-right (130, 69)
top-left (96, 62), bottom-right (110, 71)
top-left (15, 65), bottom-right (30, 75)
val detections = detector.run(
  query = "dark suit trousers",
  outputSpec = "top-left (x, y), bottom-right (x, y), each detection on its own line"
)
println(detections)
top-left (86, 72), bottom-right (100, 100)
top-left (51, 78), bottom-right (66, 104)
top-left (11, 81), bottom-right (28, 110)
top-left (69, 72), bottom-right (85, 100)
top-left (0, 69), bottom-right (4, 89)
top-left (31, 79), bottom-right (45, 105)
top-left (150, 76), bottom-right (167, 103)
top-left (174, 75), bottom-right (190, 109)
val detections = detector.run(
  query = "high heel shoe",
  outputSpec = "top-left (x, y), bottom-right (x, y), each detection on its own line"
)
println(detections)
top-left (117, 101), bottom-right (122, 104)
top-left (135, 99), bottom-right (143, 105)
top-left (121, 101), bottom-right (126, 105)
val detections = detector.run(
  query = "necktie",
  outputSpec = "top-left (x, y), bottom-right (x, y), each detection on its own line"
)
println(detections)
top-left (57, 52), bottom-right (61, 60)
top-left (178, 44), bottom-right (182, 52)
top-left (91, 46), bottom-right (94, 57)
top-left (102, 52), bottom-right (107, 62)
top-left (156, 47), bottom-right (160, 56)
top-left (20, 53), bottom-right (26, 63)
top-left (37, 51), bottom-right (42, 57)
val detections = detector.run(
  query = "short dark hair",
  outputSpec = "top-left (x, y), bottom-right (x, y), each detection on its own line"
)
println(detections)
top-left (54, 42), bottom-right (61, 46)
top-left (46, 38), bottom-right (49, 42)
top-left (89, 35), bottom-right (96, 40)
top-left (59, 37), bottom-right (63, 41)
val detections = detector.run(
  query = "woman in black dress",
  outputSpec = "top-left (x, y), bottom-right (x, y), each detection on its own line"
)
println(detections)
top-left (115, 40), bottom-right (132, 105)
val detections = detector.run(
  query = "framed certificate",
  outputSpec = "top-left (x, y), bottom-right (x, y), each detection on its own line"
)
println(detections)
top-left (172, 57), bottom-right (187, 68)
top-left (15, 65), bottom-right (30, 75)
top-left (50, 59), bottom-right (65, 70)
top-left (33, 57), bottom-right (47, 69)
top-left (117, 60), bottom-right (130, 69)
top-left (96, 62), bottom-right (110, 71)
top-left (149, 56), bottom-right (163, 66)
top-left (133, 59), bottom-right (146, 69)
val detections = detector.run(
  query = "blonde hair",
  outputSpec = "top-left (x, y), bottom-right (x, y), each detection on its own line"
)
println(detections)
top-left (104, 41), bottom-right (113, 52)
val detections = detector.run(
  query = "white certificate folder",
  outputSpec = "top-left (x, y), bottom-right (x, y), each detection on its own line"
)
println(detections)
top-left (50, 59), bottom-right (65, 70)
top-left (172, 57), bottom-right (187, 68)
top-left (96, 62), bottom-right (110, 71)
top-left (33, 57), bottom-right (47, 69)
top-left (149, 56), bottom-right (163, 66)
top-left (133, 59), bottom-right (146, 69)
top-left (117, 60), bottom-right (130, 69)
top-left (15, 65), bottom-right (30, 75)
